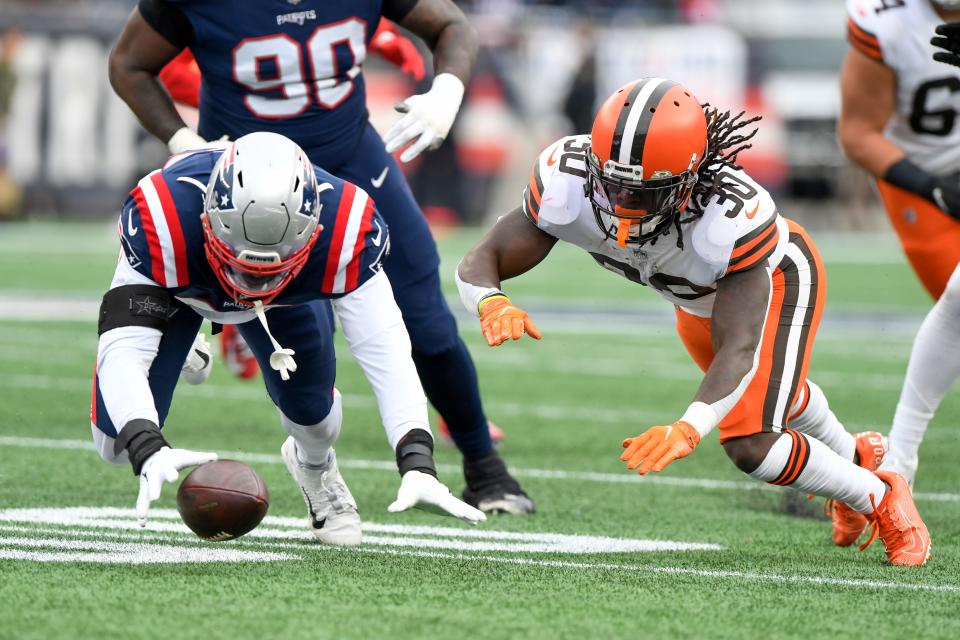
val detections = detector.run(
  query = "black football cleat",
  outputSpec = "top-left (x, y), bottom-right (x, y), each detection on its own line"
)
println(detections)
top-left (462, 451), bottom-right (535, 515)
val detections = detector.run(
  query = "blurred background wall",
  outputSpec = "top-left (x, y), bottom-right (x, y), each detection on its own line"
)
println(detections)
top-left (0, 0), bottom-right (879, 230)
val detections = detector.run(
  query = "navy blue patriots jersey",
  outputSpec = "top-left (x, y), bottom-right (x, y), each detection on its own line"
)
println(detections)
top-left (146, 0), bottom-right (415, 166)
top-left (119, 149), bottom-right (389, 313)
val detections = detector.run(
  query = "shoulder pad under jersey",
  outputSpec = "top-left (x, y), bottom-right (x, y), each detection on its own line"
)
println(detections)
top-left (690, 167), bottom-right (781, 276)
top-left (521, 135), bottom-right (591, 229)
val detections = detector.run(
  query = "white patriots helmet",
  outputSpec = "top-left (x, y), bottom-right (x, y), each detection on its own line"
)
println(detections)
top-left (202, 132), bottom-right (322, 304)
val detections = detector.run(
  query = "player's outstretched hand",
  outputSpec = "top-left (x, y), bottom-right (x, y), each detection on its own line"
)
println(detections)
top-left (479, 295), bottom-right (541, 347)
top-left (137, 446), bottom-right (218, 527)
top-left (388, 470), bottom-right (487, 525)
top-left (383, 73), bottom-right (464, 163)
top-left (932, 22), bottom-right (960, 67)
top-left (621, 421), bottom-right (701, 475)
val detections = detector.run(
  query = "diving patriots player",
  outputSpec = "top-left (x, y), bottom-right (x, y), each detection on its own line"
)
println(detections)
top-left (840, 0), bottom-right (960, 491)
top-left (91, 132), bottom-right (485, 544)
top-left (456, 79), bottom-right (931, 566)
top-left (107, 0), bottom-right (533, 515)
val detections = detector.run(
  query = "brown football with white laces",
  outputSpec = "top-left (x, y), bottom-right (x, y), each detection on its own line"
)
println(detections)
top-left (176, 460), bottom-right (269, 541)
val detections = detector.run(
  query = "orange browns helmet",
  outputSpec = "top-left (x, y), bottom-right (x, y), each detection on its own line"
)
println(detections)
top-left (588, 78), bottom-right (708, 247)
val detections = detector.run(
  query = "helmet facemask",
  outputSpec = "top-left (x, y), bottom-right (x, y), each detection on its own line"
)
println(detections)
top-left (202, 135), bottom-right (323, 305)
top-left (587, 153), bottom-right (698, 248)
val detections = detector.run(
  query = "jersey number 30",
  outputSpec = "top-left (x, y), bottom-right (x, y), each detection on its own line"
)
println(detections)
top-left (233, 19), bottom-right (366, 118)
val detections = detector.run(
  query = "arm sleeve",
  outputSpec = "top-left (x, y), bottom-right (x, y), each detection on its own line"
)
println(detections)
top-left (381, 0), bottom-right (420, 23)
top-left (97, 259), bottom-right (164, 433)
top-left (331, 270), bottom-right (430, 450)
top-left (138, 0), bottom-right (194, 49)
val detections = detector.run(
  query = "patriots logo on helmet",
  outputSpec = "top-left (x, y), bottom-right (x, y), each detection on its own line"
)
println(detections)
top-left (211, 145), bottom-right (238, 212)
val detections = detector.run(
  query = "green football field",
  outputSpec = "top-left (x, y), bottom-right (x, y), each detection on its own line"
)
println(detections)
top-left (0, 221), bottom-right (957, 640)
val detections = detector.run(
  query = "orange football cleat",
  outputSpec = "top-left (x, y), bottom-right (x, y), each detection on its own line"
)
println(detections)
top-left (437, 417), bottom-right (505, 446)
top-left (828, 431), bottom-right (888, 547)
top-left (860, 470), bottom-right (932, 566)
top-left (219, 324), bottom-right (259, 380)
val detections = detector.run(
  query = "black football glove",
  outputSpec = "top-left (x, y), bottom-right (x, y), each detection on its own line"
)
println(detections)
top-left (931, 172), bottom-right (960, 220)
top-left (931, 22), bottom-right (960, 68)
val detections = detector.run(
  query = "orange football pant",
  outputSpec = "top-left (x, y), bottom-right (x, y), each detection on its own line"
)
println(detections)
top-left (675, 220), bottom-right (826, 443)
top-left (876, 179), bottom-right (960, 300)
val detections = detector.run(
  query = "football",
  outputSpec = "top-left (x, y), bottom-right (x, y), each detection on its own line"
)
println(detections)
top-left (176, 460), bottom-right (269, 541)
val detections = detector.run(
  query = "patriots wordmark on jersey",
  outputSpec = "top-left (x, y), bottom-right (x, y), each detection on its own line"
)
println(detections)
top-left (522, 135), bottom-right (787, 318)
top-left (140, 0), bottom-right (418, 164)
top-left (847, 0), bottom-right (960, 174)
top-left (117, 148), bottom-right (388, 324)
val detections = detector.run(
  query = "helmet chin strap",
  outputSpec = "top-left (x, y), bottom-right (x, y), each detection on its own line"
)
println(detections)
top-left (252, 300), bottom-right (298, 381)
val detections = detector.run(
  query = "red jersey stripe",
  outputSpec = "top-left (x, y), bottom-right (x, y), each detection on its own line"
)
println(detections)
top-left (132, 185), bottom-right (166, 285)
top-left (344, 197), bottom-right (376, 292)
top-left (150, 172), bottom-right (189, 287)
top-left (323, 182), bottom-right (357, 293)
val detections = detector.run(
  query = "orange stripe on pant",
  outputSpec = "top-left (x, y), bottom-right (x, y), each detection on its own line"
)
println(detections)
top-left (876, 179), bottom-right (960, 300)
top-left (675, 219), bottom-right (826, 443)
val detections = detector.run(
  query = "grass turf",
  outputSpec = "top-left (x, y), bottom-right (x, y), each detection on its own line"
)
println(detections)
top-left (0, 222), bottom-right (958, 640)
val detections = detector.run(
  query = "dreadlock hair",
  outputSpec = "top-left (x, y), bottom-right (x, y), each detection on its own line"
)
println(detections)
top-left (666, 105), bottom-right (761, 249)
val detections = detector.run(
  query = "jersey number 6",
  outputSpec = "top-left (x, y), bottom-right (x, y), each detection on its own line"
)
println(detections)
top-left (233, 19), bottom-right (367, 119)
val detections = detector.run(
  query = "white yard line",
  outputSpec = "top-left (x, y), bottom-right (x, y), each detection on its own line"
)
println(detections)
top-left (1, 435), bottom-right (956, 503)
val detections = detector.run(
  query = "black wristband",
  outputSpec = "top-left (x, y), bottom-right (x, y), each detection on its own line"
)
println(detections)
top-left (395, 428), bottom-right (437, 477)
top-left (115, 419), bottom-right (169, 475)
top-left (883, 158), bottom-right (937, 201)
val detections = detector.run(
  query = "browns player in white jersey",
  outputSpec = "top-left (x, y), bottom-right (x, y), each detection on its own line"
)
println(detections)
top-left (840, 1), bottom-right (960, 494)
top-left (456, 78), bottom-right (931, 565)
top-left (840, 0), bottom-right (960, 299)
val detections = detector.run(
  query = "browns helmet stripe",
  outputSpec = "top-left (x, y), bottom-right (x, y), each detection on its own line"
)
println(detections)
top-left (609, 80), bottom-right (647, 162)
top-left (618, 78), bottom-right (677, 166)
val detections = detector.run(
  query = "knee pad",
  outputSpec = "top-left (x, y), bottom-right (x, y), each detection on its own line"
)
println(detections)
top-left (274, 383), bottom-right (336, 426)
top-left (280, 388), bottom-right (342, 447)
top-left (91, 424), bottom-right (128, 466)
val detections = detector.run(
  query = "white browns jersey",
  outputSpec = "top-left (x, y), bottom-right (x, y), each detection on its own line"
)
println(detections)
top-left (521, 135), bottom-right (788, 317)
top-left (847, 0), bottom-right (960, 175)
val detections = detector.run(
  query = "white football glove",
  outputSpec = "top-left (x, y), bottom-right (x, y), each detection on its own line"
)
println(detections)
top-left (136, 446), bottom-right (218, 527)
top-left (383, 73), bottom-right (465, 163)
top-left (388, 470), bottom-right (486, 525)
top-left (167, 127), bottom-right (231, 155)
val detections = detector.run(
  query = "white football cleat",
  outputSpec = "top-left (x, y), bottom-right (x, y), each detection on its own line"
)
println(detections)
top-left (180, 333), bottom-right (212, 385)
top-left (281, 437), bottom-right (362, 546)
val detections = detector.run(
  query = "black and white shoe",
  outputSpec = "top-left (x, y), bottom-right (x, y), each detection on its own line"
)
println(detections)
top-left (462, 451), bottom-right (535, 515)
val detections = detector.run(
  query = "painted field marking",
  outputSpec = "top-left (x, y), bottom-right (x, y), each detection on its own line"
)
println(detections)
top-left (1, 436), bottom-right (958, 503)
top-left (0, 507), bottom-right (720, 559)
top-left (0, 509), bottom-right (955, 594)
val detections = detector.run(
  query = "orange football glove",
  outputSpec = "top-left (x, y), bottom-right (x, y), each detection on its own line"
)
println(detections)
top-left (620, 421), bottom-right (701, 475)
top-left (479, 295), bottom-right (542, 347)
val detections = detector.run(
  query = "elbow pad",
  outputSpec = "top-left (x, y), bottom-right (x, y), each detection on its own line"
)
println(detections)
top-left (99, 285), bottom-right (176, 335)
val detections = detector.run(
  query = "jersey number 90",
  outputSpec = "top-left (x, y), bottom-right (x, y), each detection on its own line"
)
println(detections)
top-left (233, 19), bottom-right (366, 118)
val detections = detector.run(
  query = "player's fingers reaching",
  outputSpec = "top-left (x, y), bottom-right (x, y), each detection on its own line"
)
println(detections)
top-left (650, 444), bottom-right (688, 473)
top-left (385, 117), bottom-right (424, 154)
top-left (172, 450), bottom-right (218, 471)
top-left (136, 475), bottom-right (152, 526)
top-left (636, 442), bottom-right (672, 475)
top-left (621, 433), bottom-right (651, 461)
top-left (523, 316), bottom-right (543, 340)
top-left (627, 438), bottom-right (662, 471)
top-left (431, 492), bottom-right (486, 525)
top-left (511, 316), bottom-right (525, 341)
top-left (389, 471), bottom-right (486, 525)
top-left (399, 128), bottom-right (435, 163)
top-left (383, 111), bottom-right (417, 151)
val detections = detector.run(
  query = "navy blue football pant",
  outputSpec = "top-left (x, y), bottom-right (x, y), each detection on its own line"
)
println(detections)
top-left (91, 302), bottom-right (338, 463)
top-left (304, 123), bottom-right (493, 460)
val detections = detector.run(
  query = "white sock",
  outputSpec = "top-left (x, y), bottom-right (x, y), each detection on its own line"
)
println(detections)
top-left (749, 431), bottom-right (885, 514)
top-left (788, 380), bottom-right (856, 461)
top-left (889, 264), bottom-right (960, 466)
top-left (281, 389), bottom-right (342, 467)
